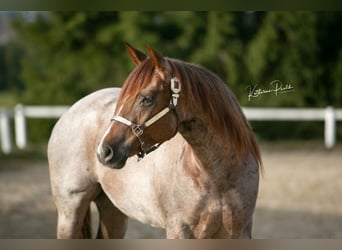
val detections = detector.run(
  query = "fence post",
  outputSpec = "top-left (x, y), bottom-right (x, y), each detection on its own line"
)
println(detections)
top-left (0, 108), bottom-right (12, 154)
top-left (324, 106), bottom-right (336, 149)
top-left (14, 104), bottom-right (27, 149)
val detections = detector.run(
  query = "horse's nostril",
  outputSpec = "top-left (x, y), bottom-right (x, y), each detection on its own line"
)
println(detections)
top-left (97, 144), bottom-right (114, 165)
top-left (104, 145), bottom-right (114, 163)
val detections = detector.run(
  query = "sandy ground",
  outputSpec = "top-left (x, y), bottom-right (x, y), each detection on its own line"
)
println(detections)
top-left (0, 143), bottom-right (342, 239)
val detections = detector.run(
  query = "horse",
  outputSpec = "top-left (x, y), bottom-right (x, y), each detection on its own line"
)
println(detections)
top-left (48, 43), bottom-right (262, 239)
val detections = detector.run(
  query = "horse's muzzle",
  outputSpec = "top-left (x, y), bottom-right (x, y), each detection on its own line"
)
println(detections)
top-left (97, 144), bottom-right (128, 169)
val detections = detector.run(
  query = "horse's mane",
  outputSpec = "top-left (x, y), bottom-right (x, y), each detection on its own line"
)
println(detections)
top-left (117, 58), bottom-right (262, 168)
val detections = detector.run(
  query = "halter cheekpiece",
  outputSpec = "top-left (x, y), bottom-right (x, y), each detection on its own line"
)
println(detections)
top-left (111, 76), bottom-right (181, 161)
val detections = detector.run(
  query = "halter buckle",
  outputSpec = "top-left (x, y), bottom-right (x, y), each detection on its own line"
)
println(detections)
top-left (171, 77), bottom-right (181, 106)
top-left (171, 77), bottom-right (181, 94)
top-left (132, 125), bottom-right (143, 137)
top-left (171, 93), bottom-right (180, 106)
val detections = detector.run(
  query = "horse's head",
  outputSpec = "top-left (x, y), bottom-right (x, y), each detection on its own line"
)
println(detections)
top-left (97, 44), bottom-right (181, 169)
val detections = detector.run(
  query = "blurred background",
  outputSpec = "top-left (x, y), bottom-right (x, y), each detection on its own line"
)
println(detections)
top-left (0, 11), bottom-right (342, 238)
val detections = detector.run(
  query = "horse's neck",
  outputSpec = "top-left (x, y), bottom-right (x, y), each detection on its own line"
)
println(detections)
top-left (179, 117), bottom-right (239, 182)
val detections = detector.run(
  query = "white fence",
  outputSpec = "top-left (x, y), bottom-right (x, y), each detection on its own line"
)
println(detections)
top-left (1, 105), bottom-right (342, 154)
top-left (0, 105), bottom-right (69, 154)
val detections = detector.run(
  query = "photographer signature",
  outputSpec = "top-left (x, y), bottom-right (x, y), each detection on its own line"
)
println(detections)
top-left (247, 80), bottom-right (294, 101)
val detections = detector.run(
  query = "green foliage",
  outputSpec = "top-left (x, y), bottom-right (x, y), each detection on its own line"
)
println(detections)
top-left (1, 11), bottom-right (341, 142)
top-left (14, 12), bottom-right (125, 105)
top-left (0, 43), bottom-right (24, 92)
top-left (246, 12), bottom-right (321, 107)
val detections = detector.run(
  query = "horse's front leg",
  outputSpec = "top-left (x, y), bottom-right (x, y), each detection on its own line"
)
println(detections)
top-left (52, 183), bottom-right (101, 239)
top-left (165, 211), bottom-right (221, 239)
top-left (165, 223), bottom-right (194, 239)
top-left (94, 191), bottom-right (128, 238)
top-left (55, 191), bottom-right (93, 238)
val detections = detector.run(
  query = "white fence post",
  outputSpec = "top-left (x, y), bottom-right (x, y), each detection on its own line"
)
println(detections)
top-left (14, 104), bottom-right (27, 149)
top-left (0, 108), bottom-right (12, 154)
top-left (324, 106), bottom-right (336, 149)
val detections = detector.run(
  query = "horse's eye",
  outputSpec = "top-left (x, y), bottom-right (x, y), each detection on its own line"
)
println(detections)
top-left (140, 95), bottom-right (154, 107)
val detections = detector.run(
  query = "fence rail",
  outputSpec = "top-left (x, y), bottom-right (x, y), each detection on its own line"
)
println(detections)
top-left (1, 105), bottom-right (342, 154)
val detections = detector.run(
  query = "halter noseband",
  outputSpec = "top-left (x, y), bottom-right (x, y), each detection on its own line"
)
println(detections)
top-left (111, 77), bottom-right (181, 161)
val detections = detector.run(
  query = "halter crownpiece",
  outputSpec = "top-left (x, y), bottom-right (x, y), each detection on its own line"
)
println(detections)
top-left (111, 76), bottom-right (181, 161)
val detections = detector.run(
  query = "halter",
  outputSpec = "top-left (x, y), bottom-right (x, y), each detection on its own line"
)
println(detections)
top-left (111, 77), bottom-right (181, 161)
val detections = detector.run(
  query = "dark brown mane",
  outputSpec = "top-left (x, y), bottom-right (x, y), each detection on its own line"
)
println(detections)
top-left (117, 58), bottom-right (262, 167)
top-left (168, 59), bottom-right (261, 167)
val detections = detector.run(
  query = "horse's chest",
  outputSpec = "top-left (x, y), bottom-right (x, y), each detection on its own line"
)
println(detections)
top-left (100, 170), bottom-right (166, 228)
top-left (164, 189), bottom-right (223, 238)
top-left (119, 199), bottom-right (165, 228)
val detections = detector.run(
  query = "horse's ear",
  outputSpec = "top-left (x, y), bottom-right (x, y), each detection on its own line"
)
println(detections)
top-left (146, 45), bottom-right (169, 75)
top-left (126, 43), bottom-right (147, 65)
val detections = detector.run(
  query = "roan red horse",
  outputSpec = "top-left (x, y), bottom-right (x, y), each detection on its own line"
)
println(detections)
top-left (48, 44), bottom-right (262, 238)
